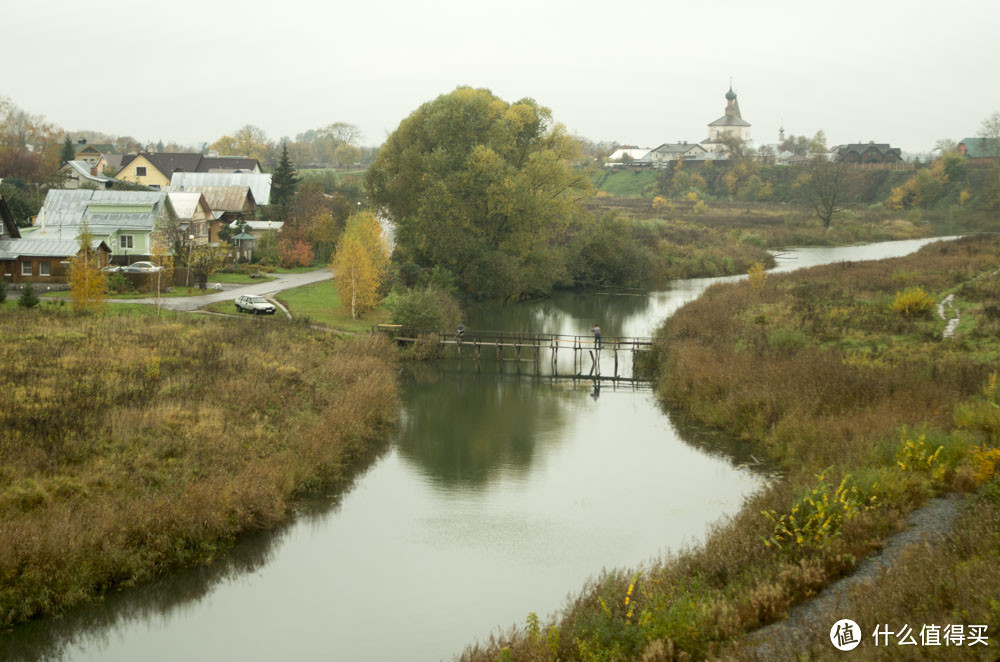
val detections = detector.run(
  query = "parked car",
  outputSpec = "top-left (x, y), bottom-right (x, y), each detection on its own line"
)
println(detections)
top-left (235, 295), bottom-right (276, 315)
top-left (120, 261), bottom-right (163, 273)
top-left (100, 265), bottom-right (121, 273)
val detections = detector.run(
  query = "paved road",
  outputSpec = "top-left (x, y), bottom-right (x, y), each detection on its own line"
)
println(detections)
top-left (46, 269), bottom-right (332, 312)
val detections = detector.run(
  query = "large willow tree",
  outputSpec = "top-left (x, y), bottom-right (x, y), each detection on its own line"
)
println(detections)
top-left (366, 87), bottom-right (590, 300)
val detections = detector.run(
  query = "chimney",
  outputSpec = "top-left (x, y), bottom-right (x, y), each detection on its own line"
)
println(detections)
top-left (91, 166), bottom-right (98, 176)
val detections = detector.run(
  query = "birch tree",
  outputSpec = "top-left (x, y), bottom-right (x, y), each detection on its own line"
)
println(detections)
top-left (331, 212), bottom-right (389, 319)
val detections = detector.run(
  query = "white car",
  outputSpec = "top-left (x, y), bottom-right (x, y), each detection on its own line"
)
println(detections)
top-left (120, 261), bottom-right (163, 273)
top-left (235, 295), bottom-right (276, 315)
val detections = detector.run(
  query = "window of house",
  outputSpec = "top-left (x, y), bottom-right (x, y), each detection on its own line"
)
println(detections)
top-left (21, 261), bottom-right (32, 276)
top-left (40, 261), bottom-right (50, 277)
top-left (136, 166), bottom-right (147, 177)
top-left (120, 235), bottom-right (134, 249)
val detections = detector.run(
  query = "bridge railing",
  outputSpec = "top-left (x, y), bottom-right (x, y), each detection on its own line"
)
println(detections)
top-left (371, 324), bottom-right (654, 349)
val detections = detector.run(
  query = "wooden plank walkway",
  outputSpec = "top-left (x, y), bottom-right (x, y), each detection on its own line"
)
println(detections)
top-left (372, 325), bottom-right (656, 381)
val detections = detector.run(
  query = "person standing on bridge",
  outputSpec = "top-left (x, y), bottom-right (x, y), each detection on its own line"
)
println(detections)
top-left (591, 323), bottom-right (601, 349)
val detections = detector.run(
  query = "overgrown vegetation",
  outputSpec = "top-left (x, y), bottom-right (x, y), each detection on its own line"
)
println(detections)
top-left (0, 311), bottom-right (398, 627)
top-left (460, 236), bottom-right (1000, 661)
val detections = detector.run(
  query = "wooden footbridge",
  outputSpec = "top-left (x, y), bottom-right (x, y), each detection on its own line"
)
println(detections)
top-left (372, 325), bottom-right (655, 381)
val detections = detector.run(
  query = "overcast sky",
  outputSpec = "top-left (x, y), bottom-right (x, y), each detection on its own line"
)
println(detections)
top-left (5, 0), bottom-right (998, 153)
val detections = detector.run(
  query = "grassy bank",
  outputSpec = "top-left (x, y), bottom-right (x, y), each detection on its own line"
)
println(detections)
top-left (275, 279), bottom-right (391, 332)
top-left (460, 236), bottom-right (1000, 661)
top-left (0, 310), bottom-right (398, 627)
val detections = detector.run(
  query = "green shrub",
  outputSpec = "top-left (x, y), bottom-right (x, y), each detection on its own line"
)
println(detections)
top-left (106, 272), bottom-right (134, 294)
top-left (387, 286), bottom-right (461, 331)
top-left (17, 284), bottom-right (39, 309)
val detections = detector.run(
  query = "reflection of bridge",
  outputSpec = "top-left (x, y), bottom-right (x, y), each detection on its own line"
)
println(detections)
top-left (373, 325), bottom-right (655, 381)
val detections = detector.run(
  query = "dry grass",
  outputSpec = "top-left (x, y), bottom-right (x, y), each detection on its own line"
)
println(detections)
top-left (459, 235), bottom-right (1000, 662)
top-left (0, 310), bottom-right (398, 627)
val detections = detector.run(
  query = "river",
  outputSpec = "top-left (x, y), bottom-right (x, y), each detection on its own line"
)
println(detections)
top-left (0, 237), bottom-right (953, 662)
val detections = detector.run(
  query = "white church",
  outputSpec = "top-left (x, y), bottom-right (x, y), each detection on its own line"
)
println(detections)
top-left (607, 86), bottom-right (753, 165)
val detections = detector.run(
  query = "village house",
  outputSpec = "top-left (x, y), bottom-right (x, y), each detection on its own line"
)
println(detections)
top-left (228, 219), bottom-right (284, 238)
top-left (0, 190), bottom-right (110, 285)
top-left (28, 189), bottom-right (176, 263)
top-left (95, 153), bottom-right (126, 177)
top-left (648, 142), bottom-right (708, 164)
top-left (73, 141), bottom-right (115, 167)
top-left (834, 142), bottom-right (902, 163)
top-left (115, 154), bottom-right (262, 189)
top-left (164, 185), bottom-right (257, 243)
top-left (166, 192), bottom-right (214, 245)
top-left (58, 160), bottom-right (118, 189)
top-left (169, 172), bottom-right (272, 205)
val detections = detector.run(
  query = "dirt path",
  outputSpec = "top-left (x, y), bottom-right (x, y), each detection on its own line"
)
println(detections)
top-left (746, 496), bottom-right (961, 659)
top-left (937, 293), bottom-right (959, 338)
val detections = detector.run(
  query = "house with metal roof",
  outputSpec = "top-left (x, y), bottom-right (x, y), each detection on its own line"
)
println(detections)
top-left (169, 172), bottom-right (272, 206)
top-left (648, 142), bottom-right (708, 164)
top-left (29, 189), bottom-right (176, 262)
top-left (164, 184), bottom-right (257, 243)
top-left (0, 190), bottom-right (110, 284)
top-left (166, 192), bottom-right (214, 245)
top-left (58, 160), bottom-right (119, 189)
top-left (115, 153), bottom-right (262, 189)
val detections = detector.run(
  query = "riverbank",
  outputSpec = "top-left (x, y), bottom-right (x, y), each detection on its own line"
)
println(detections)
top-left (0, 310), bottom-right (398, 628)
top-left (459, 235), bottom-right (1000, 660)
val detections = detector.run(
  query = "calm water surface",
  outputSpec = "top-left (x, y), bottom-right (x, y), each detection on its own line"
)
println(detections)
top-left (0, 237), bottom-right (952, 662)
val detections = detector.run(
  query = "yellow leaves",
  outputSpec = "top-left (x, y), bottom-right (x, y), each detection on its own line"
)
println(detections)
top-left (890, 287), bottom-right (935, 318)
top-left (332, 212), bottom-right (389, 320)
top-left (686, 191), bottom-right (699, 202)
top-left (895, 427), bottom-right (946, 487)
top-left (68, 224), bottom-right (107, 315)
top-left (762, 471), bottom-right (876, 551)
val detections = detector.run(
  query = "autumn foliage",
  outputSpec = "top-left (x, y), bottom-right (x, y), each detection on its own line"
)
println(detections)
top-left (332, 212), bottom-right (389, 319)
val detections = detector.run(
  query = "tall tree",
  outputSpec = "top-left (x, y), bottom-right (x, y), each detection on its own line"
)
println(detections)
top-left (270, 142), bottom-right (300, 212)
top-left (210, 124), bottom-right (273, 164)
top-left (60, 135), bottom-right (75, 164)
top-left (795, 156), bottom-right (857, 228)
top-left (366, 87), bottom-right (590, 300)
top-left (331, 212), bottom-right (389, 319)
top-left (978, 112), bottom-right (1000, 158)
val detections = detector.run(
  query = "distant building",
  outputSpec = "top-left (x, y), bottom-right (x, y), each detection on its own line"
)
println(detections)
top-left (648, 142), bottom-right (708, 164)
top-left (0, 190), bottom-right (111, 284)
top-left (73, 141), bottom-right (115, 166)
top-left (115, 154), bottom-right (262, 189)
top-left (834, 142), bottom-right (902, 163)
top-left (607, 147), bottom-right (652, 164)
top-left (956, 137), bottom-right (998, 162)
top-left (700, 86), bottom-right (751, 154)
top-left (30, 189), bottom-right (176, 262)
top-left (169, 172), bottom-right (272, 206)
top-left (58, 160), bottom-right (118, 189)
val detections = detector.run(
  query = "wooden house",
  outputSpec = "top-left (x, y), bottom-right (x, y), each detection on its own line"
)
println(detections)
top-left (0, 191), bottom-right (110, 284)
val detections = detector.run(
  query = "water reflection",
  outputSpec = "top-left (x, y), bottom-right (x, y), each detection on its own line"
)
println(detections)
top-left (467, 288), bottom-right (654, 338)
top-left (0, 237), bottom-right (955, 662)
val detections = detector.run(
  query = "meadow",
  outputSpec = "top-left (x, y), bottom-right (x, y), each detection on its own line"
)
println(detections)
top-left (460, 235), bottom-right (1000, 661)
top-left (0, 310), bottom-right (398, 627)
